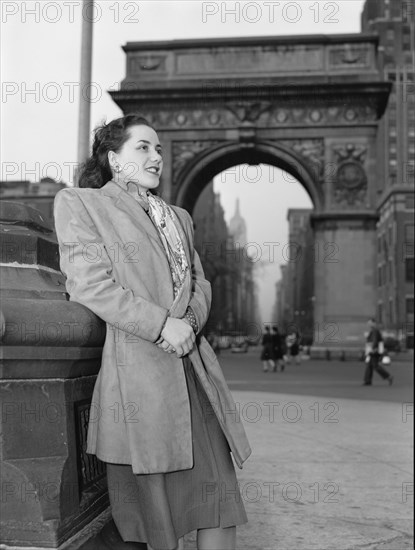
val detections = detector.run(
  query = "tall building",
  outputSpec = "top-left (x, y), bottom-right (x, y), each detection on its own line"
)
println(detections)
top-left (228, 198), bottom-right (247, 247)
top-left (362, 0), bottom-right (414, 349)
top-left (275, 209), bottom-right (315, 342)
top-left (193, 183), bottom-right (229, 332)
top-left (227, 199), bottom-right (259, 332)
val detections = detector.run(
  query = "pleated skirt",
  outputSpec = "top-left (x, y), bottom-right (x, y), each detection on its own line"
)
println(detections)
top-left (106, 356), bottom-right (248, 550)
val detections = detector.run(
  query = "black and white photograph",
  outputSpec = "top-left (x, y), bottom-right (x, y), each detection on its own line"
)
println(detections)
top-left (1, 1), bottom-right (414, 549)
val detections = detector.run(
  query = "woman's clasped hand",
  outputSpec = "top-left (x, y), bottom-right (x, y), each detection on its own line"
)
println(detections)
top-left (157, 317), bottom-right (196, 357)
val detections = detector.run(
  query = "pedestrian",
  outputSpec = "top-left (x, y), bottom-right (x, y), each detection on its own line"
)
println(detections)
top-left (260, 325), bottom-right (275, 372)
top-left (286, 329), bottom-right (301, 366)
top-left (363, 318), bottom-right (394, 386)
top-left (53, 114), bottom-right (251, 550)
top-left (271, 325), bottom-right (285, 372)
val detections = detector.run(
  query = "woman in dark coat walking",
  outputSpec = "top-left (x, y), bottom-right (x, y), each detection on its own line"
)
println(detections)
top-left (260, 325), bottom-right (275, 372)
top-left (271, 326), bottom-right (285, 372)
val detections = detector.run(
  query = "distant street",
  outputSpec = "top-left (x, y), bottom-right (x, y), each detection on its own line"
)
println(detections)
top-left (219, 346), bottom-right (414, 404)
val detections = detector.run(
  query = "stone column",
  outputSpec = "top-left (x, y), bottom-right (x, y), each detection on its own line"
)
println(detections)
top-left (311, 212), bottom-right (378, 357)
top-left (0, 201), bottom-right (108, 548)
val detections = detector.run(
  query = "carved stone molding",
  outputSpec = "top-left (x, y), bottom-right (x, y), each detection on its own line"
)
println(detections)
top-left (130, 54), bottom-right (167, 74)
top-left (332, 143), bottom-right (368, 207)
top-left (329, 46), bottom-right (370, 68)
top-left (225, 101), bottom-right (272, 123)
top-left (172, 141), bottom-right (222, 183)
top-left (135, 101), bottom-right (377, 130)
top-left (277, 139), bottom-right (325, 180)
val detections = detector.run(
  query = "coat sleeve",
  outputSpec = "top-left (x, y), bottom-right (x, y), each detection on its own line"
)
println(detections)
top-left (182, 210), bottom-right (212, 334)
top-left (53, 188), bottom-right (169, 342)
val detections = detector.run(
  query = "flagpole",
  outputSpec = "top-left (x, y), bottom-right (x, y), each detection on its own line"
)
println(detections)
top-left (76, 0), bottom-right (94, 186)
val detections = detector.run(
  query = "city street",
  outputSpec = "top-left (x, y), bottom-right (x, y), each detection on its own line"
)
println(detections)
top-left (221, 347), bottom-right (414, 404)
top-left (65, 350), bottom-right (413, 550)
top-left (183, 349), bottom-right (414, 550)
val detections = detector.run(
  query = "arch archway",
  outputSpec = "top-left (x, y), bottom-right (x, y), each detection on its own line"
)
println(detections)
top-left (112, 34), bottom-right (391, 351)
top-left (174, 141), bottom-right (322, 214)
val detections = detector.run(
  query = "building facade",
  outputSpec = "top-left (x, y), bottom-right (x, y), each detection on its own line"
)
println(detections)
top-left (274, 209), bottom-right (315, 343)
top-left (362, 0), bottom-right (414, 349)
top-left (193, 188), bottom-right (260, 336)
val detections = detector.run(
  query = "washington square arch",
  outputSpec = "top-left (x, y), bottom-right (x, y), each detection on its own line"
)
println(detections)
top-left (110, 34), bottom-right (391, 350)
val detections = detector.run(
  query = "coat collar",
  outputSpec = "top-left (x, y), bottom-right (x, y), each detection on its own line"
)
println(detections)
top-left (100, 180), bottom-right (191, 268)
top-left (100, 179), bottom-right (164, 251)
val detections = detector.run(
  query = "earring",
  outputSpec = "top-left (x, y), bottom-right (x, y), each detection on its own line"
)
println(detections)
top-left (114, 164), bottom-right (121, 173)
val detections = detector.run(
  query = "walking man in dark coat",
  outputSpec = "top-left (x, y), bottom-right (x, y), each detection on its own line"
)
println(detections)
top-left (363, 318), bottom-right (394, 386)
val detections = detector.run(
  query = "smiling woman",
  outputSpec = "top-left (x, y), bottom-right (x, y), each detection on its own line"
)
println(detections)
top-left (53, 114), bottom-right (251, 550)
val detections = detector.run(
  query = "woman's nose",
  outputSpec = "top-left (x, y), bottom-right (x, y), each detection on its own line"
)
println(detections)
top-left (150, 148), bottom-right (162, 162)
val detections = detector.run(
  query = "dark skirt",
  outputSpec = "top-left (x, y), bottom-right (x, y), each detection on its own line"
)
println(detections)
top-left (106, 356), bottom-right (248, 550)
top-left (260, 345), bottom-right (274, 361)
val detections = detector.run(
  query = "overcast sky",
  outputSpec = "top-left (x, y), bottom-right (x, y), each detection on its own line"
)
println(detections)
top-left (2, 0), bottom-right (366, 322)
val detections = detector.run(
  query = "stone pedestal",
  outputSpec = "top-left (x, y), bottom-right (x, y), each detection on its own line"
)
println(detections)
top-left (0, 202), bottom-right (108, 548)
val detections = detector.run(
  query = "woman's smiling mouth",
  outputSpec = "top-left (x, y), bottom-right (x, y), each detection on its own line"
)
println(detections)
top-left (145, 166), bottom-right (160, 175)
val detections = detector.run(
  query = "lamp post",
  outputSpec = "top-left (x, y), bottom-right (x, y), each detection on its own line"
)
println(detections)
top-left (76, 0), bottom-right (94, 185)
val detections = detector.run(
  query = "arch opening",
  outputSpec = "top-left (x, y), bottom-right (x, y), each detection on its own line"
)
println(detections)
top-left (175, 141), bottom-right (322, 215)
top-left (189, 151), bottom-right (315, 345)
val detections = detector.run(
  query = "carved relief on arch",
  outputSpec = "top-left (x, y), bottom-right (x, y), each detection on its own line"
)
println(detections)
top-left (172, 141), bottom-right (223, 184)
top-left (332, 143), bottom-right (368, 207)
top-left (272, 138), bottom-right (325, 181)
top-left (131, 102), bottom-right (377, 131)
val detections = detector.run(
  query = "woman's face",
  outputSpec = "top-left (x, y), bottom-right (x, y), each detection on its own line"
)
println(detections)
top-left (110, 124), bottom-right (163, 191)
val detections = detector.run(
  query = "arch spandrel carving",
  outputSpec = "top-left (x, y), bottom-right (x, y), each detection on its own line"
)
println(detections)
top-left (326, 142), bottom-right (371, 210)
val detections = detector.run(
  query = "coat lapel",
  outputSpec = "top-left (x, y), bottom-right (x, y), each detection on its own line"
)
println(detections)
top-left (100, 179), bottom-right (166, 256)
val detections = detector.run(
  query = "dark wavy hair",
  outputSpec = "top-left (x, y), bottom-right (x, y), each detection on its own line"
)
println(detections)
top-left (78, 113), bottom-right (155, 189)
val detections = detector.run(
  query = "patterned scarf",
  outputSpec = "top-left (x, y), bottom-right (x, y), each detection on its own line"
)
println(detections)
top-left (126, 182), bottom-right (189, 298)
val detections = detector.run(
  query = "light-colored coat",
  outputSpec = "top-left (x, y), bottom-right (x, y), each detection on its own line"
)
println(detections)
top-left (53, 180), bottom-right (251, 474)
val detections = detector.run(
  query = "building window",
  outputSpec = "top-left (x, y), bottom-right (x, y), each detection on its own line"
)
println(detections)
top-left (389, 298), bottom-right (394, 325)
top-left (389, 259), bottom-right (393, 283)
top-left (405, 257), bottom-right (414, 282)
top-left (405, 224), bottom-right (415, 242)
top-left (378, 265), bottom-right (383, 287)
top-left (405, 196), bottom-right (415, 210)
top-left (387, 29), bottom-right (394, 41)
top-left (406, 297), bottom-right (414, 349)
top-left (406, 297), bottom-right (414, 323)
top-left (388, 225), bottom-right (393, 245)
top-left (378, 303), bottom-right (384, 325)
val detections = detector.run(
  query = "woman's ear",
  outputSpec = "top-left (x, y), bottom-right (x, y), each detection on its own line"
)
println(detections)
top-left (108, 150), bottom-right (117, 170)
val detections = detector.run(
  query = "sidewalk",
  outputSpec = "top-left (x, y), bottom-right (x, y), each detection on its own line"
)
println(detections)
top-left (182, 389), bottom-right (414, 550)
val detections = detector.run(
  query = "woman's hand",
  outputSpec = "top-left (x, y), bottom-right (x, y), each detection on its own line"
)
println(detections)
top-left (160, 317), bottom-right (196, 357)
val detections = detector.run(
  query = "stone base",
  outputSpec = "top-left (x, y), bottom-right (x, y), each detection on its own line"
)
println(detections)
top-left (0, 512), bottom-right (140, 550)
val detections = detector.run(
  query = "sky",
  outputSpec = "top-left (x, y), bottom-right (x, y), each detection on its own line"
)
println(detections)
top-left (1, 0), bottom-right (366, 321)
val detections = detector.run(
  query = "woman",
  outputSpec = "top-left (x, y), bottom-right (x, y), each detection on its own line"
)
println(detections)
top-left (260, 325), bottom-right (275, 372)
top-left (286, 329), bottom-right (301, 366)
top-left (53, 114), bottom-right (251, 550)
top-left (271, 326), bottom-right (285, 372)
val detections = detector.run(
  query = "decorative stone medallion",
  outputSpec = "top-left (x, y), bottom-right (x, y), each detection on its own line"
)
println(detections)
top-left (332, 143), bottom-right (368, 207)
